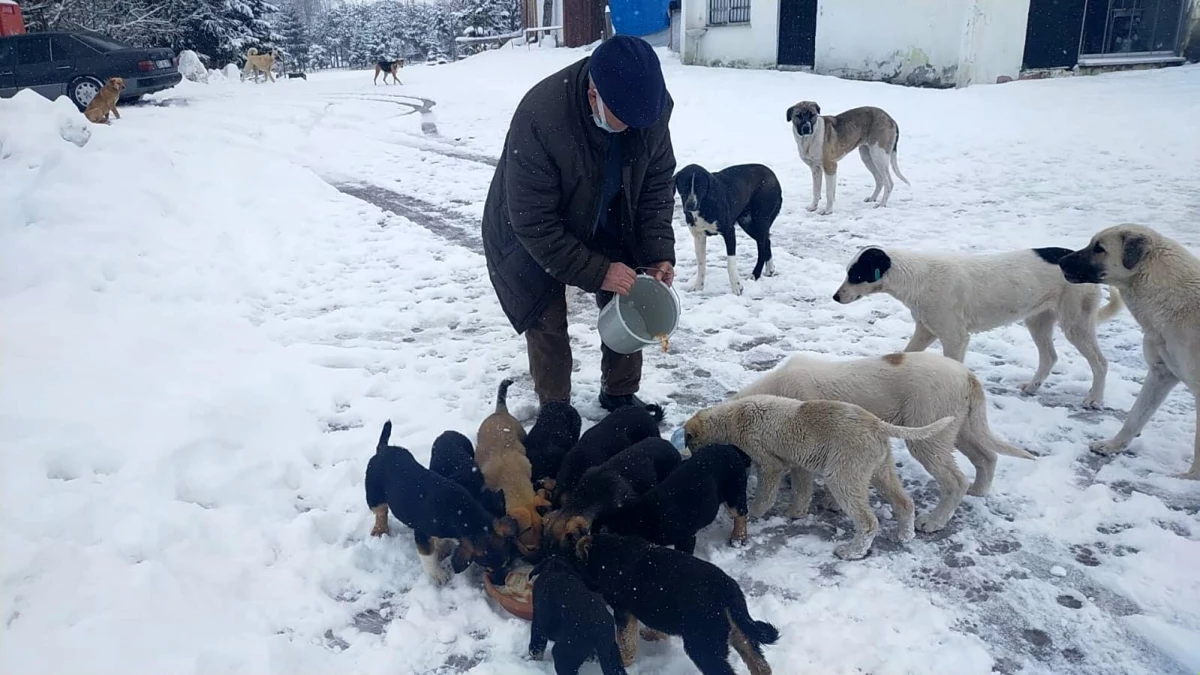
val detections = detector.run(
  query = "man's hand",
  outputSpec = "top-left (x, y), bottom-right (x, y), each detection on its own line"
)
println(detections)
top-left (647, 261), bottom-right (674, 287)
top-left (602, 262), bottom-right (637, 296)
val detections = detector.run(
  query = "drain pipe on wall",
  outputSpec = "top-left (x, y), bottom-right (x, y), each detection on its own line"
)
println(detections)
top-left (684, 27), bottom-right (707, 65)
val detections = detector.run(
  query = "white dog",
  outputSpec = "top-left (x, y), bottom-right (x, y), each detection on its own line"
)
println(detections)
top-left (737, 351), bottom-right (1034, 532)
top-left (1059, 224), bottom-right (1200, 479)
top-left (833, 245), bottom-right (1124, 408)
top-left (684, 395), bottom-right (954, 559)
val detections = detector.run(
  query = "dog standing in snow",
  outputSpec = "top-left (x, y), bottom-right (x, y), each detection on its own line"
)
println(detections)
top-left (1059, 224), bottom-right (1200, 479)
top-left (834, 245), bottom-right (1124, 408)
top-left (736, 351), bottom-right (1034, 532)
top-left (241, 48), bottom-right (277, 82)
top-left (786, 101), bottom-right (909, 215)
top-left (684, 395), bottom-right (954, 559)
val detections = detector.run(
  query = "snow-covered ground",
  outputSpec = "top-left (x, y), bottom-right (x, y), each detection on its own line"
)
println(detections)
top-left (3, 45), bottom-right (1200, 675)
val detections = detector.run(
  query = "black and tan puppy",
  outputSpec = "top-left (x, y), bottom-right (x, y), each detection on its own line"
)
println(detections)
top-left (545, 437), bottom-right (681, 546)
top-left (675, 163), bottom-right (783, 296)
top-left (528, 556), bottom-right (627, 675)
top-left (574, 534), bottom-right (779, 674)
top-left (366, 421), bottom-right (517, 585)
top-left (373, 59), bottom-right (402, 85)
top-left (553, 404), bottom-right (664, 503)
top-left (429, 430), bottom-right (507, 518)
top-left (524, 400), bottom-right (582, 491)
top-left (592, 444), bottom-right (750, 554)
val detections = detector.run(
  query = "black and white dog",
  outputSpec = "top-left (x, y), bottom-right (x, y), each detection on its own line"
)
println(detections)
top-left (674, 164), bottom-right (783, 296)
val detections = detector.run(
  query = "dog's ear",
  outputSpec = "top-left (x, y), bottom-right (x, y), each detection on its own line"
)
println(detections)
top-left (1121, 235), bottom-right (1147, 270)
top-left (574, 534), bottom-right (593, 561)
top-left (786, 105), bottom-right (795, 122)
top-left (813, 102), bottom-right (820, 114)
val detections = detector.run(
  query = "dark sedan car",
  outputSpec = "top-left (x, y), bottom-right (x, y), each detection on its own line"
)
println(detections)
top-left (0, 31), bottom-right (181, 109)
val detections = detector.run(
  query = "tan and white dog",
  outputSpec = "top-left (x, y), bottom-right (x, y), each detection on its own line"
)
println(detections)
top-left (241, 48), bottom-right (277, 82)
top-left (786, 101), bottom-right (909, 215)
top-left (737, 351), bottom-right (1034, 532)
top-left (1059, 225), bottom-right (1200, 479)
top-left (684, 395), bottom-right (954, 559)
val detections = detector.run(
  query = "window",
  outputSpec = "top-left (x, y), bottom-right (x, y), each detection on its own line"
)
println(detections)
top-left (708, 0), bottom-right (751, 25)
top-left (77, 33), bottom-right (132, 53)
top-left (17, 36), bottom-right (51, 66)
top-left (52, 35), bottom-right (100, 60)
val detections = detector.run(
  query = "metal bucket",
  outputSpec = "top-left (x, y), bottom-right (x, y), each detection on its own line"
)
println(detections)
top-left (598, 274), bottom-right (681, 355)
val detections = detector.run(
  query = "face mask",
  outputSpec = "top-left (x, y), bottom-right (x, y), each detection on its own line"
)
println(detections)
top-left (592, 90), bottom-right (619, 134)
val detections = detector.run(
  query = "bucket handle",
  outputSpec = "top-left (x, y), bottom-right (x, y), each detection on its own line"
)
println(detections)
top-left (633, 267), bottom-right (681, 304)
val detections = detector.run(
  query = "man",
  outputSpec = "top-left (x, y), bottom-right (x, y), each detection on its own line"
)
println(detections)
top-left (481, 35), bottom-right (676, 411)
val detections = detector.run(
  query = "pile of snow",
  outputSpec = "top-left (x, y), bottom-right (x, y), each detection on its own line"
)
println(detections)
top-left (0, 90), bottom-right (90, 163)
top-left (177, 50), bottom-right (208, 83)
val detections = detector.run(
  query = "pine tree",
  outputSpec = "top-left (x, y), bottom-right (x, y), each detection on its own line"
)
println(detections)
top-left (277, 2), bottom-right (310, 70)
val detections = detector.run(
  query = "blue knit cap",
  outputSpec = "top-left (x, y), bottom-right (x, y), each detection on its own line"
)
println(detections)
top-left (588, 35), bottom-right (667, 129)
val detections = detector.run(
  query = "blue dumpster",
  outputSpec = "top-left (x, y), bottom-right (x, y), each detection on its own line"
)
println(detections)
top-left (609, 0), bottom-right (670, 37)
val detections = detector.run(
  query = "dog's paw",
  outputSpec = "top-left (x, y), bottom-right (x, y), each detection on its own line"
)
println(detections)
top-left (528, 649), bottom-right (545, 661)
top-left (818, 206), bottom-right (834, 216)
top-left (915, 513), bottom-right (947, 534)
top-left (863, 196), bottom-right (876, 203)
top-left (1018, 380), bottom-right (1044, 395)
top-left (1082, 394), bottom-right (1104, 409)
top-left (370, 524), bottom-right (389, 537)
top-left (1174, 470), bottom-right (1200, 481)
top-left (763, 260), bottom-right (777, 277)
top-left (872, 201), bottom-right (887, 209)
top-left (806, 203), bottom-right (819, 213)
top-left (834, 542), bottom-right (870, 560)
top-left (689, 281), bottom-right (705, 293)
top-left (898, 523), bottom-right (916, 543)
top-left (428, 565), bottom-right (453, 586)
top-left (730, 281), bottom-right (744, 296)
top-left (1089, 438), bottom-right (1127, 456)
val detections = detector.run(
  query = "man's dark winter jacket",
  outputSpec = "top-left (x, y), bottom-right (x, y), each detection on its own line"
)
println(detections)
top-left (481, 57), bottom-right (677, 334)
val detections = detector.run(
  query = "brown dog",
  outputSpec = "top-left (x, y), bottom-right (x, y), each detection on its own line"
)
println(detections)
top-left (83, 77), bottom-right (125, 124)
top-left (476, 379), bottom-right (551, 558)
top-left (373, 59), bottom-right (403, 85)
top-left (241, 48), bottom-right (277, 83)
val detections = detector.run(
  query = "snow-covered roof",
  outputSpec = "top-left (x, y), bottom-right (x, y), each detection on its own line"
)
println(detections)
top-left (0, 1), bottom-right (18, 7)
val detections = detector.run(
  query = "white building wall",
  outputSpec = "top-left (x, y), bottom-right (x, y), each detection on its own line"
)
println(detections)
top-left (958, 0), bottom-right (1031, 85)
top-left (680, 0), bottom-right (779, 67)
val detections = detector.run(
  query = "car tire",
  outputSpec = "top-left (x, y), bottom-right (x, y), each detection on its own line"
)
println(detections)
top-left (68, 76), bottom-right (104, 111)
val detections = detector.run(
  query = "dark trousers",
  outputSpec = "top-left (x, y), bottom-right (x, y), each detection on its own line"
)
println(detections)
top-left (525, 288), bottom-right (641, 405)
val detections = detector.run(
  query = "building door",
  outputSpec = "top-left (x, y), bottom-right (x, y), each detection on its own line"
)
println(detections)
top-left (1079, 0), bottom-right (1187, 59)
top-left (1023, 0), bottom-right (1088, 68)
top-left (777, 0), bottom-right (817, 67)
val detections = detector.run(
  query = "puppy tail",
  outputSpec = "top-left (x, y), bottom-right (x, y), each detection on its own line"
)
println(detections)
top-left (891, 127), bottom-right (911, 186)
top-left (494, 378), bottom-right (515, 413)
top-left (377, 420), bottom-right (393, 453)
top-left (644, 403), bottom-right (665, 423)
top-left (727, 605), bottom-right (780, 647)
top-left (597, 642), bottom-right (629, 675)
top-left (1096, 287), bottom-right (1124, 323)
top-left (879, 415), bottom-right (955, 441)
top-left (961, 375), bottom-right (1035, 460)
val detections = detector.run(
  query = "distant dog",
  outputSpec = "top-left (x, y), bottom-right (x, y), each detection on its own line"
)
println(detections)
top-left (528, 555), bottom-right (627, 675)
top-left (833, 245), bottom-right (1124, 408)
top-left (674, 164), bottom-right (783, 296)
top-left (476, 379), bottom-right (552, 558)
top-left (593, 443), bottom-right (750, 553)
top-left (737, 352), bottom-right (1034, 532)
top-left (1059, 225), bottom-right (1200, 479)
top-left (429, 430), bottom-right (507, 517)
top-left (83, 77), bottom-right (124, 123)
top-left (685, 395), bottom-right (954, 559)
top-left (573, 533), bottom-right (779, 674)
top-left (553, 404), bottom-right (665, 503)
top-left (544, 437), bottom-right (680, 547)
top-left (525, 400), bottom-right (582, 492)
top-left (285, 72), bottom-right (307, 80)
top-left (241, 48), bottom-right (277, 82)
top-left (366, 421), bottom-right (517, 585)
top-left (786, 102), bottom-right (908, 214)
top-left (374, 59), bottom-right (403, 85)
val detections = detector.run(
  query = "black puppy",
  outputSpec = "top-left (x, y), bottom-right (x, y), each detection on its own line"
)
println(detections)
top-left (675, 163), bottom-right (783, 296)
top-left (593, 444), bottom-right (750, 554)
top-left (546, 437), bottom-right (681, 546)
top-left (366, 421), bottom-right (517, 585)
top-left (553, 404), bottom-right (664, 503)
top-left (574, 533), bottom-right (779, 675)
top-left (528, 556), bottom-right (627, 675)
top-left (524, 400), bottom-right (582, 490)
top-left (429, 430), bottom-right (507, 518)
top-left (285, 72), bottom-right (307, 80)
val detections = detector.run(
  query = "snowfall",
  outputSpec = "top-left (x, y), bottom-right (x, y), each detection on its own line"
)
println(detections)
top-left (2, 42), bottom-right (1200, 675)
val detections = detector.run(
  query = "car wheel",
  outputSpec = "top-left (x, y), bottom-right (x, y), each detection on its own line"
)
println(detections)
top-left (68, 76), bottom-right (104, 111)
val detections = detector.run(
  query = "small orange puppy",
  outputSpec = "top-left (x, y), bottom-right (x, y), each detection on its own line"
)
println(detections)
top-left (84, 77), bottom-right (125, 124)
top-left (475, 379), bottom-right (551, 559)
